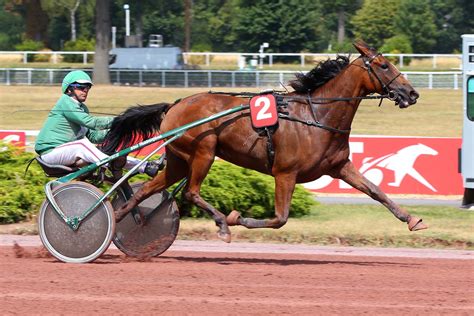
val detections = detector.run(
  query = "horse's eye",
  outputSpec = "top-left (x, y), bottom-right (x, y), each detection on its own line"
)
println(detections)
top-left (381, 63), bottom-right (389, 70)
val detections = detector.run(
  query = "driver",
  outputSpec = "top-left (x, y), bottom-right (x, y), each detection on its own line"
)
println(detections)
top-left (35, 70), bottom-right (161, 177)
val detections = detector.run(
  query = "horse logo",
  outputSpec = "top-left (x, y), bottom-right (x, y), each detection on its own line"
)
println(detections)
top-left (360, 143), bottom-right (438, 191)
top-left (0, 134), bottom-right (21, 152)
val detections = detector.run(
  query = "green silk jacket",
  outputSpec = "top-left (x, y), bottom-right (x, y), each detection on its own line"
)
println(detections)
top-left (35, 94), bottom-right (113, 155)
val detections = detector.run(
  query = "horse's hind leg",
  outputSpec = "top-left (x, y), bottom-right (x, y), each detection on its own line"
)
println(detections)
top-left (114, 150), bottom-right (188, 222)
top-left (227, 172), bottom-right (297, 229)
top-left (333, 160), bottom-right (428, 231)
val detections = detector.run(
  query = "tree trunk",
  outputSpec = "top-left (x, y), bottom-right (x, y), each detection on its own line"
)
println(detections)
top-left (337, 10), bottom-right (345, 44)
top-left (70, 9), bottom-right (76, 41)
top-left (25, 0), bottom-right (49, 44)
top-left (70, 0), bottom-right (81, 42)
top-left (135, 0), bottom-right (143, 47)
top-left (184, 0), bottom-right (192, 52)
top-left (93, 0), bottom-right (111, 84)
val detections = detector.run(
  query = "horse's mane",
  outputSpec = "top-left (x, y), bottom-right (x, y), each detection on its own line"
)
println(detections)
top-left (289, 55), bottom-right (350, 93)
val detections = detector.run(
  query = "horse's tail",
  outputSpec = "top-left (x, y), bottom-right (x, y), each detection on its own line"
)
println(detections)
top-left (102, 102), bottom-right (170, 154)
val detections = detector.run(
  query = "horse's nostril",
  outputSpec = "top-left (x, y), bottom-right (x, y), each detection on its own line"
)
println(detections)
top-left (410, 90), bottom-right (420, 100)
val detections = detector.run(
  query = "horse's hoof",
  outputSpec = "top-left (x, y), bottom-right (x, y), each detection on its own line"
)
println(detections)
top-left (226, 210), bottom-right (242, 226)
top-left (408, 217), bottom-right (428, 231)
top-left (217, 232), bottom-right (231, 243)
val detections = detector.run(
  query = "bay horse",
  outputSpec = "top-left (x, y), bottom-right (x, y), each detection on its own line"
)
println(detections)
top-left (104, 40), bottom-right (427, 243)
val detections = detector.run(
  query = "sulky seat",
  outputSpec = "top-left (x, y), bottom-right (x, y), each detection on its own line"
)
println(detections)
top-left (35, 156), bottom-right (79, 177)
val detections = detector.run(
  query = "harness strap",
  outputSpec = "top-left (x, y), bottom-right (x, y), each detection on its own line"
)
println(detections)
top-left (264, 127), bottom-right (275, 174)
top-left (278, 113), bottom-right (351, 134)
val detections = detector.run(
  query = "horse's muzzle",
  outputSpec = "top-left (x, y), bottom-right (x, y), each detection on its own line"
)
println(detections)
top-left (389, 89), bottom-right (419, 108)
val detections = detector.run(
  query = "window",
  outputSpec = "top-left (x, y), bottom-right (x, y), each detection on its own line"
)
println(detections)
top-left (468, 77), bottom-right (474, 121)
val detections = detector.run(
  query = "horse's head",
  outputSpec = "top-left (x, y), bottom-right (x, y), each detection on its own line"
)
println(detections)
top-left (353, 40), bottom-right (419, 108)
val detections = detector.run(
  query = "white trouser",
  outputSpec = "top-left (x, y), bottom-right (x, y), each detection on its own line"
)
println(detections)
top-left (40, 138), bottom-right (146, 173)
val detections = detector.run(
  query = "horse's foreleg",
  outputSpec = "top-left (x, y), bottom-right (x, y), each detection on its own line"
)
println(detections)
top-left (183, 146), bottom-right (232, 242)
top-left (333, 160), bottom-right (428, 231)
top-left (184, 188), bottom-right (232, 243)
top-left (227, 173), bottom-right (296, 229)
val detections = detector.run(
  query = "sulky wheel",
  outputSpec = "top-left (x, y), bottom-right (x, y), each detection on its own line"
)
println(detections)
top-left (112, 183), bottom-right (180, 258)
top-left (38, 181), bottom-right (115, 263)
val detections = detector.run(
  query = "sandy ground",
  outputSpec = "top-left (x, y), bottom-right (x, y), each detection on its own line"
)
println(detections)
top-left (0, 236), bottom-right (473, 315)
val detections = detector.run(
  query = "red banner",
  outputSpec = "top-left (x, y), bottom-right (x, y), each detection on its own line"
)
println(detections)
top-left (0, 131), bottom-right (26, 148)
top-left (303, 136), bottom-right (463, 195)
top-left (126, 137), bottom-right (165, 158)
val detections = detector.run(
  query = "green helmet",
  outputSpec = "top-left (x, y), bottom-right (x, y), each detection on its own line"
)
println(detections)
top-left (61, 70), bottom-right (93, 93)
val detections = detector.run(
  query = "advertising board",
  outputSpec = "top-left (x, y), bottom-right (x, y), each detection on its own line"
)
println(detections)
top-left (303, 136), bottom-right (462, 195)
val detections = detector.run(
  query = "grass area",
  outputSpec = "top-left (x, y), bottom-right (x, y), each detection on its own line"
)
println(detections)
top-left (178, 204), bottom-right (473, 250)
top-left (0, 86), bottom-right (462, 137)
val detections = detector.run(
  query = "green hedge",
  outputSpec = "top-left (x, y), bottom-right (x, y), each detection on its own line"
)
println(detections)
top-left (0, 145), bottom-right (49, 223)
top-left (0, 145), bottom-right (316, 223)
top-left (62, 38), bottom-right (95, 63)
top-left (175, 160), bottom-right (316, 218)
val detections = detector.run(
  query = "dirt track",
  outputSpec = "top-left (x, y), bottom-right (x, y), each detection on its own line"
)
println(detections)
top-left (0, 238), bottom-right (473, 315)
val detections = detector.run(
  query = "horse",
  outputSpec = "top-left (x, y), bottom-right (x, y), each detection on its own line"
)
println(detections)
top-left (103, 40), bottom-right (427, 243)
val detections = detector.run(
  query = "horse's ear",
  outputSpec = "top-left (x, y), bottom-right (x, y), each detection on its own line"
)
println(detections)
top-left (353, 40), bottom-right (377, 59)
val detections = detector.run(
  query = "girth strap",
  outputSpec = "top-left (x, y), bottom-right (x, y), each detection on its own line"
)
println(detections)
top-left (264, 127), bottom-right (275, 174)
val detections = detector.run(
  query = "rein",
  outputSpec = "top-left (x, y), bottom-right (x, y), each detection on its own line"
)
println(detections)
top-left (208, 92), bottom-right (389, 135)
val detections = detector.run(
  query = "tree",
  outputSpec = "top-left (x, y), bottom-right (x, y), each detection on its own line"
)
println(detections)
top-left (393, 0), bottom-right (436, 53)
top-left (320, 0), bottom-right (362, 44)
top-left (0, 0), bottom-right (24, 49)
top-left (184, 0), bottom-right (192, 51)
top-left (431, 0), bottom-right (474, 53)
top-left (141, 1), bottom-right (184, 48)
top-left (233, 0), bottom-right (324, 53)
top-left (351, 0), bottom-right (400, 48)
top-left (4, 0), bottom-right (49, 45)
top-left (41, 0), bottom-right (83, 41)
top-left (93, 0), bottom-right (110, 84)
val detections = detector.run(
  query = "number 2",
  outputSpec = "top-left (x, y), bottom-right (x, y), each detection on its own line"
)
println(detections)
top-left (254, 96), bottom-right (273, 121)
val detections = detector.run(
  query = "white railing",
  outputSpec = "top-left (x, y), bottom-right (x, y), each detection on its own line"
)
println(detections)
top-left (0, 51), bottom-right (463, 69)
top-left (0, 51), bottom-right (94, 64)
top-left (0, 68), bottom-right (462, 89)
top-left (183, 52), bottom-right (462, 69)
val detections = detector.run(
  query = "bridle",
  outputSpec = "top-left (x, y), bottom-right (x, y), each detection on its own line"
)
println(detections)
top-left (359, 53), bottom-right (403, 103)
